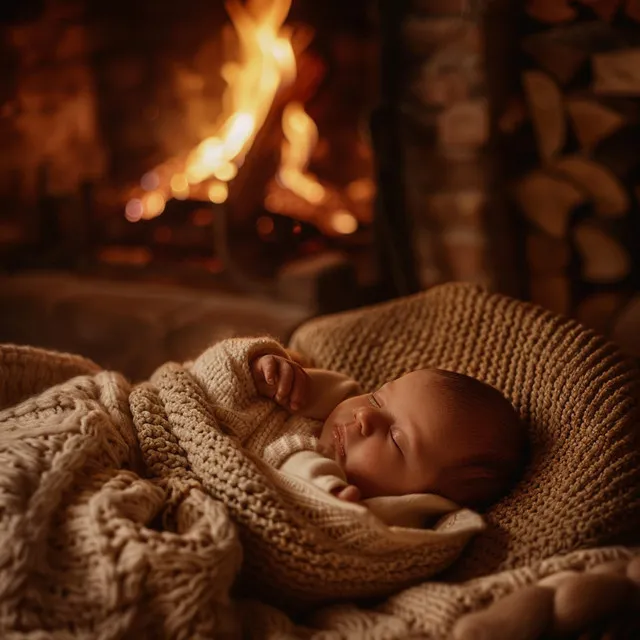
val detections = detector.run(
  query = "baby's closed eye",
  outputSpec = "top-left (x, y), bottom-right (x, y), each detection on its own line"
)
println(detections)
top-left (389, 427), bottom-right (402, 452)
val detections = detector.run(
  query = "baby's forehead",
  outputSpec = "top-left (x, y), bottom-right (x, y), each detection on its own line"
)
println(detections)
top-left (389, 368), bottom-right (475, 397)
top-left (389, 369), bottom-right (509, 426)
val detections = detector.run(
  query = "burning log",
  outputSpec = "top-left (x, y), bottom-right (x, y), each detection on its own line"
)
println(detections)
top-left (226, 52), bottom-right (325, 225)
top-left (264, 178), bottom-right (364, 237)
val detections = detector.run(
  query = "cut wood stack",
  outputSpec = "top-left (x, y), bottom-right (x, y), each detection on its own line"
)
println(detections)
top-left (509, 1), bottom-right (640, 354)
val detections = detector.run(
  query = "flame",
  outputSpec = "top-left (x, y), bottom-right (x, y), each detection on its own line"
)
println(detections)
top-left (278, 102), bottom-right (325, 205)
top-left (183, 0), bottom-right (296, 188)
top-left (127, 0), bottom-right (298, 219)
top-left (127, 0), bottom-right (333, 228)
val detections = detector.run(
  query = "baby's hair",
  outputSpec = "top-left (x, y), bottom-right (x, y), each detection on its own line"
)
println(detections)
top-left (427, 369), bottom-right (527, 509)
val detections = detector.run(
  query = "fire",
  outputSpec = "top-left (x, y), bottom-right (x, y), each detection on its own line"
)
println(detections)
top-left (278, 102), bottom-right (325, 205)
top-left (184, 0), bottom-right (296, 191)
top-left (128, 0), bottom-right (299, 216)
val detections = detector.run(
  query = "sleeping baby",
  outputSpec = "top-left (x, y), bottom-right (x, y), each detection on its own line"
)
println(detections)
top-left (187, 336), bottom-right (525, 530)
top-left (250, 349), bottom-right (526, 526)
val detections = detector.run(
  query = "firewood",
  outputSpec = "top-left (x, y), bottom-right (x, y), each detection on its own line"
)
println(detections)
top-left (522, 71), bottom-right (566, 161)
top-left (576, 293), bottom-right (623, 334)
top-left (593, 49), bottom-right (640, 95)
top-left (627, 0), bottom-right (640, 21)
top-left (526, 0), bottom-right (576, 23)
top-left (522, 34), bottom-right (588, 86)
top-left (574, 222), bottom-right (631, 282)
top-left (553, 156), bottom-right (629, 218)
top-left (566, 98), bottom-right (625, 152)
top-left (514, 170), bottom-right (585, 238)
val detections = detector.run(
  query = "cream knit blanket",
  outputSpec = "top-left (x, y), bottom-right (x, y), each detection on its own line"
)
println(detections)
top-left (1, 282), bottom-right (639, 638)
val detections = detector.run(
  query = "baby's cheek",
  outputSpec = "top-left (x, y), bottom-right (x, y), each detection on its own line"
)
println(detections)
top-left (344, 452), bottom-right (394, 498)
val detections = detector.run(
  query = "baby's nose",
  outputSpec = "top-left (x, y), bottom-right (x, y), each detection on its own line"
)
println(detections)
top-left (356, 407), bottom-right (383, 437)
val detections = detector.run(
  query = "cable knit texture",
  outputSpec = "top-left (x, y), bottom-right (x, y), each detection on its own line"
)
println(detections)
top-left (0, 282), bottom-right (639, 639)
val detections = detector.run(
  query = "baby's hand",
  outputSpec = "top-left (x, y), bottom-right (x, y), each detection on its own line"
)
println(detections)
top-left (333, 484), bottom-right (361, 503)
top-left (251, 353), bottom-right (309, 412)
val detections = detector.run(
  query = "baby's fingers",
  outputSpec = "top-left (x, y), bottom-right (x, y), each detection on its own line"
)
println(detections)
top-left (275, 360), bottom-right (294, 403)
top-left (260, 356), bottom-right (278, 386)
top-left (335, 485), bottom-right (361, 503)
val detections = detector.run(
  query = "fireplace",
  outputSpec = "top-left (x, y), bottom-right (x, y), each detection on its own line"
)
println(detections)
top-left (0, 0), bottom-right (382, 311)
top-left (2, 0), bottom-right (640, 358)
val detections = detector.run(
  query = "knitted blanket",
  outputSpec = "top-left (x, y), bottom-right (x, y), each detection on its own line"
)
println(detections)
top-left (1, 283), bottom-right (639, 638)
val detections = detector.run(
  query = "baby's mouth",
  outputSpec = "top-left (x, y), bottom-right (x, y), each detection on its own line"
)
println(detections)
top-left (332, 423), bottom-right (346, 460)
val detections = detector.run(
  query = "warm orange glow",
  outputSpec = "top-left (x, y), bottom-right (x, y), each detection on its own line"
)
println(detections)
top-left (127, 0), bottom-right (350, 233)
top-left (256, 215), bottom-right (275, 236)
top-left (278, 101), bottom-right (325, 205)
top-left (143, 192), bottom-right (166, 219)
top-left (346, 177), bottom-right (375, 203)
top-left (170, 174), bottom-right (190, 200)
top-left (141, 171), bottom-right (160, 191)
top-left (213, 162), bottom-right (239, 182)
top-left (183, 0), bottom-right (296, 185)
top-left (331, 209), bottom-right (358, 235)
top-left (125, 198), bottom-right (144, 223)
top-left (208, 182), bottom-right (229, 204)
top-left (128, 0), bottom-right (299, 219)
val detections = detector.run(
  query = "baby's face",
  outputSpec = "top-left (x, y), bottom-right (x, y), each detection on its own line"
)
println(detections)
top-left (319, 369), bottom-right (520, 504)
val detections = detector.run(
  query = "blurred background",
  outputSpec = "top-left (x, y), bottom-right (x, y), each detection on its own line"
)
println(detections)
top-left (1, 0), bottom-right (639, 379)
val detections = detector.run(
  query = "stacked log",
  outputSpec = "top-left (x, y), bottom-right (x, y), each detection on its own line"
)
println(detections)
top-left (509, 1), bottom-right (640, 353)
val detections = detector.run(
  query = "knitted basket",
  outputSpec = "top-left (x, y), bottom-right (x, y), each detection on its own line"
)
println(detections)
top-left (289, 283), bottom-right (640, 580)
